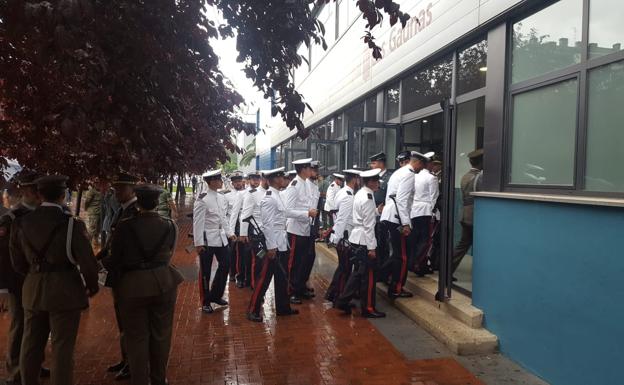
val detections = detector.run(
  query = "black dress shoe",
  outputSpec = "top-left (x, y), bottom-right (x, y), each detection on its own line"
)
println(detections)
top-left (396, 290), bottom-right (413, 298)
top-left (362, 310), bottom-right (386, 318)
top-left (107, 361), bottom-right (126, 373)
top-left (40, 367), bottom-right (51, 378)
top-left (114, 364), bottom-right (130, 380)
top-left (201, 305), bottom-right (214, 314)
top-left (277, 308), bottom-right (299, 316)
top-left (306, 287), bottom-right (315, 293)
top-left (247, 312), bottom-right (263, 322)
top-left (229, 277), bottom-right (236, 282)
top-left (336, 302), bottom-right (352, 315)
top-left (302, 291), bottom-right (315, 300)
top-left (289, 296), bottom-right (302, 304)
top-left (324, 293), bottom-right (335, 302)
top-left (213, 298), bottom-right (228, 306)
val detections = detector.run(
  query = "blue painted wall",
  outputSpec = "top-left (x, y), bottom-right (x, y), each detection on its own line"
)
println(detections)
top-left (472, 197), bottom-right (624, 385)
top-left (257, 151), bottom-right (273, 170)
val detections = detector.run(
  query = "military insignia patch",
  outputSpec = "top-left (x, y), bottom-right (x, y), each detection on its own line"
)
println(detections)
top-left (291, 180), bottom-right (297, 186)
top-left (347, 191), bottom-right (353, 195)
top-left (367, 193), bottom-right (373, 200)
top-left (266, 191), bottom-right (272, 196)
top-left (250, 188), bottom-right (257, 193)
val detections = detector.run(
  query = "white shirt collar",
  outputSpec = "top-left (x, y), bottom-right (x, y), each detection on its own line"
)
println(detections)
top-left (379, 169), bottom-right (387, 177)
top-left (121, 196), bottom-right (137, 210)
top-left (361, 186), bottom-right (373, 194)
top-left (40, 202), bottom-right (63, 211)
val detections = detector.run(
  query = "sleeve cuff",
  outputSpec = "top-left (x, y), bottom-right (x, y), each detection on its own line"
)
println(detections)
top-left (0, 289), bottom-right (9, 294)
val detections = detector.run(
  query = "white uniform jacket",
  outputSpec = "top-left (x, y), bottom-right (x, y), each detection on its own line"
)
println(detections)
top-left (410, 169), bottom-right (439, 219)
top-left (307, 178), bottom-right (320, 209)
top-left (323, 182), bottom-right (341, 212)
top-left (284, 175), bottom-right (313, 236)
top-left (380, 165), bottom-right (413, 225)
top-left (394, 165), bottom-right (417, 227)
top-left (329, 186), bottom-right (355, 244)
top-left (239, 186), bottom-right (265, 237)
top-left (193, 189), bottom-right (233, 247)
top-left (349, 186), bottom-right (378, 251)
top-left (228, 188), bottom-right (247, 234)
top-left (260, 186), bottom-right (292, 252)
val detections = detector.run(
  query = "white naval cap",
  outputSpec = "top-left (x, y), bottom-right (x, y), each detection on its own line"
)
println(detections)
top-left (342, 169), bottom-right (361, 176)
top-left (332, 173), bottom-right (345, 179)
top-left (202, 169), bottom-right (223, 179)
top-left (291, 158), bottom-right (313, 166)
top-left (359, 168), bottom-right (382, 179)
top-left (410, 151), bottom-right (434, 162)
top-left (262, 167), bottom-right (286, 178)
top-left (286, 169), bottom-right (297, 176)
top-left (423, 151), bottom-right (435, 160)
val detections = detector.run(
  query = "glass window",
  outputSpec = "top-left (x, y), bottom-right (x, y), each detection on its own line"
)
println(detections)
top-left (291, 138), bottom-right (307, 150)
top-left (588, 0), bottom-right (624, 59)
top-left (385, 83), bottom-right (400, 120)
top-left (402, 56), bottom-right (452, 114)
top-left (509, 79), bottom-right (578, 185)
top-left (511, 0), bottom-right (583, 84)
top-left (585, 60), bottom-right (624, 192)
top-left (457, 39), bottom-right (487, 95)
top-left (365, 95), bottom-right (377, 122)
top-left (331, 115), bottom-right (344, 140)
top-left (344, 102), bottom-right (364, 135)
top-left (402, 113), bottom-right (444, 155)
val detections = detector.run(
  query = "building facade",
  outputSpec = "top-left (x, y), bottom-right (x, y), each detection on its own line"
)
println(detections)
top-left (255, 1), bottom-right (624, 384)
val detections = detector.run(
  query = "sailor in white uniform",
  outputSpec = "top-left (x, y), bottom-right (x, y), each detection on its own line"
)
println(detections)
top-left (325, 169), bottom-right (360, 303)
top-left (283, 158), bottom-right (319, 304)
top-left (238, 171), bottom-right (266, 288)
top-left (335, 168), bottom-right (386, 318)
top-left (323, 173), bottom-right (344, 226)
top-left (227, 171), bottom-right (248, 286)
top-left (409, 152), bottom-right (438, 275)
top-left (192, 169), bottom-right (236, 314)
top-left (247, 168), bottom-right (299, 322)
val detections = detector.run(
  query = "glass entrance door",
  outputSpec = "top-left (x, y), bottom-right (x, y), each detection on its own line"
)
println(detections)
top-left (284, 149), bottom-right (307, 169)
top-left (309, 140), bottom-right (344, 176)
top-left (350, 123), bottom-right (399, 169)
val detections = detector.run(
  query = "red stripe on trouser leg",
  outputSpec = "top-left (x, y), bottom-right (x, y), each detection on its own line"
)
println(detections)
top-left (367, 267), bottom-right (375, 313)
top-left (235, 243), bottom-right (241, 275)
top-left (397, 234), bottom-right (407, 293)
top-left (198, 263), bottom-right (204, 305)
top-left (251, 249), bottom-right (256, 288)
top-left (248, 256), bottom-right (270, 314)
top-left (287, 234), bottom-right (296, 295)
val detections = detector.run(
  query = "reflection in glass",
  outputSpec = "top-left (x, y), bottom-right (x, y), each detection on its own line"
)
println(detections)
top-left (585, 60), bottom-right (624, 192)
top-left (331, 115), bottom-right (344, 140)
top-left (402, 113), bottom-right (444, 155)
top-left (457, 39), bottom-right (487, 95)
top-left (402, 56), bottom-right (452, 115)
top-left (344, 103), bottom-right (364, 138)
top-left (385, 83), bottom-right (400, 120)
top-left (365, 95), bottom-right (377, 122)
top-left (312, 141), bottom-right (343, 175)
top-left (589, 0), bottom-right (624, 58)
top-left (510, 79), bottom-right (577, 185)
top-left (511, 0), bottom-right (582, 84)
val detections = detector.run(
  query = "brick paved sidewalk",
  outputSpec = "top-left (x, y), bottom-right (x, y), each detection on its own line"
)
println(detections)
top-left (0, 208), bottom-right (483, 385)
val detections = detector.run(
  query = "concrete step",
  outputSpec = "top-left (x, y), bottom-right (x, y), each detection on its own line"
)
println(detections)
top-left (316, 243), bottom-right (498, 355)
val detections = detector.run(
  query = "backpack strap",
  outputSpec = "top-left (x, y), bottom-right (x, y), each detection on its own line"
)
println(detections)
top-left (23, 220), bottom-right (68, 264)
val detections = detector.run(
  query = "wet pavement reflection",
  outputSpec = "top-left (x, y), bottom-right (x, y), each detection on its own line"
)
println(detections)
top-left (0, 209), bottom-right (483, 385)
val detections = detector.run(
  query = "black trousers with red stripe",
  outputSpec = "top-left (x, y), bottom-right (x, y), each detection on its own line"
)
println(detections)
top-left (287, 233), bottom-right (311, 298)
top-left (199, 246), bottom-right (230, 306)
top-left (386, 221), bottom-right (409, 295)
top-left (410, 216), bottom-right (434, 272)
top-left (325, 239), bottom-right (353, 303)
top-left (336, 245), bottom-right (377, 314)
top-left (247, 251), bottom-right (291, 315)
top-left (234, 241), bottom-right (253, 286)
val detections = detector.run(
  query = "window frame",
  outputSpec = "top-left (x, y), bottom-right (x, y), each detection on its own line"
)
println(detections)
top-left (502, 0), bottom-right (624, 198)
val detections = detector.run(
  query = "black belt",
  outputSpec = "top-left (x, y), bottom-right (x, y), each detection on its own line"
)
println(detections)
top-left (30, 262), bottom-right (76, 273)
top-left (121, 261), bottom-right (167, 272)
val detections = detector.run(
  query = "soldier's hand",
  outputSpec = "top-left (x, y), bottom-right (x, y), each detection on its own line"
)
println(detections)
top-left (367, 250), bottom-right (377, 259)
top-left (377, 203), bottom-right (385, 213)
top-left (308, 209), bottom-right (319, 218)
top-left (401, 225), bottom-right (411, 236)
top-left (267, 249), bottom-right (277, 259)
top-left (0, 292), bottom-right (9, 312)
top-left (196, 246), bottom-right (207, 254)
top-left (239, 236), bottom-right (249, 244)
top-left (228, 235), bottom-right (237, 242)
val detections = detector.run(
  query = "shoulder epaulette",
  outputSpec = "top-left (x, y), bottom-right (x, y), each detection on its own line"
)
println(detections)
top-left (291, 180), bottom-right (297, 187)
top-left (266, 190), bottom-right (272, 196)
top-left (347, 191), bottom-right (353, 196)
top-left (198, 193), bottom-right (207, 199)
top-left (409, 169), bottom-right (416, 173)
top-left (250, 188), bottom-right (257, 193)
top-left (367, 193), bottom-right (373, 200)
